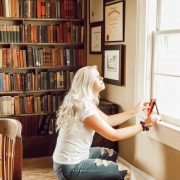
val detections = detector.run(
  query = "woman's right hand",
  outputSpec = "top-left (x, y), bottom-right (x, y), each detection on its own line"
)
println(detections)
top-left (134, 100), bottom-right (149, 114)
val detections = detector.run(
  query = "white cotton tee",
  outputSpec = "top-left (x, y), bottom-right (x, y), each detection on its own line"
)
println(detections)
top-left (53, 102), bottom-right (99, 164)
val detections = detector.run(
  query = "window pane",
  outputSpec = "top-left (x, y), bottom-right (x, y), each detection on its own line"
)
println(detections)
top-left (155, 33), bottom-right (180, 76)
top-left (153, 75), bottom-right (180, 119)
top-left (160, 0), bottom-right (180, 30)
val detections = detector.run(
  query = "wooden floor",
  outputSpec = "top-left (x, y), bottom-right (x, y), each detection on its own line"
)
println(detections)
top-left (22, 156), bottom-right (56, 180)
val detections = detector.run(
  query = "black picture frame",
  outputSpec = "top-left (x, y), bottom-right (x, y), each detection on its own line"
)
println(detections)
top-left (105, 1), bottom-right (125, 42)
top-left (89, 0), bottom-right (104, 23)
top-left (89, 22), bottom-right (103, 54)
top-left (103, 44), bottom-right (125, 86)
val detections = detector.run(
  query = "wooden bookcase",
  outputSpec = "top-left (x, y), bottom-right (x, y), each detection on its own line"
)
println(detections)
top-left (0, 0), bottom-right (87, 158)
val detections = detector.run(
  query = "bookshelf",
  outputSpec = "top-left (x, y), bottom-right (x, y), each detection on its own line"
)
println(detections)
top-left (0, 0), bottom-right (87, 158)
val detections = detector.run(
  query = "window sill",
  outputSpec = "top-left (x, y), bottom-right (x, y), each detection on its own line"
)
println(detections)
top-left (137, 119), bottom-right (180, 151)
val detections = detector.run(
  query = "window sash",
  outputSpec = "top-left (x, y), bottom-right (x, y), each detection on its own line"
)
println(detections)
top-left (152, 31), bottom-right (180, 126)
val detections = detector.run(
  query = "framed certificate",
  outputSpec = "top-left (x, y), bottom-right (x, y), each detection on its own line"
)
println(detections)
top-left (103, 45), bottom-right (125, 86)
top-left (89, 0), bottom-right (104, 23)
top-left (105, 1), bottom-right (125, 42)
top-left (90, 23), bottom-right (103, 54)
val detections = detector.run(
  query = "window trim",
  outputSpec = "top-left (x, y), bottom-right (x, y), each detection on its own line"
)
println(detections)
top-left (135, 0), bottom-right (180, 151)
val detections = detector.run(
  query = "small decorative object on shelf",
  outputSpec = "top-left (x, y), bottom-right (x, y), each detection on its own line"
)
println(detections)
top-left (0, 0), bottom-right (87, 158)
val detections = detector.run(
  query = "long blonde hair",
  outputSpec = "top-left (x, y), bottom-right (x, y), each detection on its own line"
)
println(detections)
top-left (56, 65), bottom-right (100, 129)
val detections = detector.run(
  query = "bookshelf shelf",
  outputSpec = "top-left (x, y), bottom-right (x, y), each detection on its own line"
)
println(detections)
top-left (0, 0), bottom-right (87, 158)
top-left (0, 66), bottom-right (80, 71)
top-left (0, 88), bottom-right (67, 95)
top-left (0, 43), bottom-right (84, 46)
top-left (0, 17), bottom-right (84, 22)
top-left (0, 112), bottom-right (56, 117)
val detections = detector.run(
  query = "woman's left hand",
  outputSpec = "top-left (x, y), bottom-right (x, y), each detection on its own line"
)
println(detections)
top-left (145, 114), bottom-right (161, 127)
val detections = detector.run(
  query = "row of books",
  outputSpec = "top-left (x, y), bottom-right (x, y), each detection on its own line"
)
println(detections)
top-left (0, 0), bottom-right (83, 19)
top-left (0, 47), bottom-right (85, 68)
top-left (0, 23), bottom-right (83, 43)
top-left (0, 71), bottom-right (66, 92)
top-left (38, 71), bottom-right (65, 90)
top-left (0, 94), bottom-right (63, 115)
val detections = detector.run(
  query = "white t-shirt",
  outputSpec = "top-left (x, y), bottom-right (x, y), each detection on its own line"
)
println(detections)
top-left (53, 102), bottom-right (99, 164)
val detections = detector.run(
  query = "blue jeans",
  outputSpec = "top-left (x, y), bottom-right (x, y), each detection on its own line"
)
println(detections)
top-left (53, 147), bottom-right (127, 180)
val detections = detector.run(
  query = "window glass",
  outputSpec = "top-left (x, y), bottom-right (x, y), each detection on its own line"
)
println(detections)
top-left (153, 75), bottom-right (180, 120)
top-left (155, 33), bottom-right (180, 76)
top-left (159, 0), bottom-right (180, 30)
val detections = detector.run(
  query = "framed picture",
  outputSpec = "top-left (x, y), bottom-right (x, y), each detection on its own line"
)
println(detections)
top-left (105, 1), bottom-right (125, 42)
top-left (89, 23), bottom-right (103, 54)
top-left (89, 0), bottom-right (104, 23)
top-left (103, 45), bottom-right (125, 86)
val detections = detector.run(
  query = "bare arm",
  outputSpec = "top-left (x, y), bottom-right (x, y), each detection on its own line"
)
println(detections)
top-left (96, 101), bottom-right (147, 127)
top-left (96, 107), bottom-right (137, 127)
top-left (83, 115), bottom-right (143, 141)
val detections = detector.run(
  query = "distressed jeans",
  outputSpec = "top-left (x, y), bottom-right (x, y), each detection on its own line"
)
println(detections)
top-left (53, 147), bottom-right (128, 180)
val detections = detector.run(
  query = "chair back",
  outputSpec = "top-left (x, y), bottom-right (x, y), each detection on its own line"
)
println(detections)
top-left (0, 119), bottom-right (18, 180)
top-left (13, 120), bottom-right (22, 180)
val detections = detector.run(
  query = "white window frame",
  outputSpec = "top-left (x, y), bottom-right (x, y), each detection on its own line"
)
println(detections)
top-left (135, 0), bottom-right (180, 151)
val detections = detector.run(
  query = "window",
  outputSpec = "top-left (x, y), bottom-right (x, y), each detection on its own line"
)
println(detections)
top-left (152, 0), bottom-right (180, 126)
top-left (136, 0), bottom-right (180, 151)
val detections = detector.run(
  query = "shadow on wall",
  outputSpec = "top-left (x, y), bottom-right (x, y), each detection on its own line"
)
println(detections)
top-left (118, 119), bottom-right (137, 163)
top-left (161, 141), bottom-right (180, 180)
top-left (120, 128), bottom-right (180, 180)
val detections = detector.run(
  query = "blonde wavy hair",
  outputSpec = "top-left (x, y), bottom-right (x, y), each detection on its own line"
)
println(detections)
top-left (56, 65), bottom-right (100, 129)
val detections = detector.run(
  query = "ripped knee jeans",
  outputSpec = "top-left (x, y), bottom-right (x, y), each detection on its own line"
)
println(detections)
top-left (53, 147), bottom-right (128, 180)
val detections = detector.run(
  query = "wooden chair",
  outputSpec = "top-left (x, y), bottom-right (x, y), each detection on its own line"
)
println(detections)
top-left (13, 120), bottom-right (22, 180)
top-left (0, 119), bottom-right (22, 180)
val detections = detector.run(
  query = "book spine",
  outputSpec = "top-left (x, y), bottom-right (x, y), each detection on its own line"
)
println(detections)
top-left (41, 0), bottom-right (46, 18)
top-left (37, 0), bottom-right (41, 18)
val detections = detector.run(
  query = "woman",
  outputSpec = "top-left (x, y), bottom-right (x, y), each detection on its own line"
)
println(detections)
top-left (53, 65), bottom-right (158, 180)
